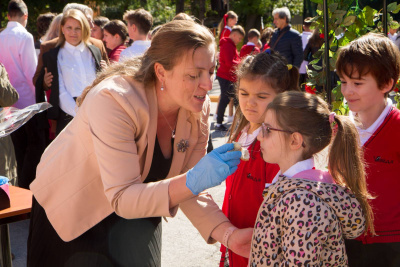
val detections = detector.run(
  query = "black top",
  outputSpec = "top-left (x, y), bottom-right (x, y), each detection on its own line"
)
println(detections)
top-left (145, 136), bottom-right (173, 183)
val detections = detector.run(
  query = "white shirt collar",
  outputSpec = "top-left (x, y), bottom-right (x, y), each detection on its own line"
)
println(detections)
top-left (237, 125), bottom-right (261, 147)
top-left (246, 42), bottom-right (255, 46)
top-left (267, 158), bottom-right (315, 187)
top-left (349, 98), bottom-right (393, 145)
top-left (225, 25), bottom-right (232, 31)
top-left (7, 21), bottom-right (24, 29)
top-left (64, 41), bottom-right (86, 53)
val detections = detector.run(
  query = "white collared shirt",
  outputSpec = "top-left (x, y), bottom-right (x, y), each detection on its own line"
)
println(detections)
top-left (266, 158), bottom-right (315, 188)
top-left (224, 26), bottom-right (232, 31)
top-left (57, 41), bottom-right (96, 117)
top-left (237, 124), bottom-right (261, 147)
top-left (119, 40), bottom-right (151, 61)
top-left (0, 21), bottom-right (37, 108)
top-left (246, 42), bottom-right (255, 46)
top-left (389, 32), bottom-right (398, 42)
top-left (349, 98), bottom-right (393, 145)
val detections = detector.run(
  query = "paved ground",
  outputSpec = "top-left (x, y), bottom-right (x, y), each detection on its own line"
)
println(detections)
top-left (7, 79), bottom-right (233, 267)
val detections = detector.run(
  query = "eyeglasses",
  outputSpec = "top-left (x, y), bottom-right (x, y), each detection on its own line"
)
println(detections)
top-left (261, 123), bottom-right (306, 148)
top-left (261, 123), bottom-right (293, 138)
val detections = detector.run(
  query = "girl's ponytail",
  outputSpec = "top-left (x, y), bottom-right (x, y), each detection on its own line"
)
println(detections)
top-left (287, 65), bottom-right (300, 91)
top-left (328, 115), bottom-right (375, 235)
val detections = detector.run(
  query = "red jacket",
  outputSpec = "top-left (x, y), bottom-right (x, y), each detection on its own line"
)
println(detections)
top-left (356, 107), bottom-right (400, 244)
top-left (239, 43), bottom-right (260, 58)
top-left (217, 38), bottom-right (240, 82)
top-left (220, 27), bottom-right (231, 40)
top-left (262, 43), bottom-right (270, 52)
top-left (220, 139), bottom-right (279, 267)
top-left (107, 44), bottom-right (126, 63)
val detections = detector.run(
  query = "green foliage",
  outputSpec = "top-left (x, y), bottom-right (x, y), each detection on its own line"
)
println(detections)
top-left (305, 1), bottom-right (400, 110)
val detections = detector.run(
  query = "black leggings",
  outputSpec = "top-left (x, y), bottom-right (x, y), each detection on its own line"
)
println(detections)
top-left (216, 76), bottom-right (237, 124)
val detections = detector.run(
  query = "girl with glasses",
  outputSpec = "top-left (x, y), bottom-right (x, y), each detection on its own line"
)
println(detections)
top-left (220, 51), bottom-right (300, 267)
top-left (246, 91), bottom-right (374, 266)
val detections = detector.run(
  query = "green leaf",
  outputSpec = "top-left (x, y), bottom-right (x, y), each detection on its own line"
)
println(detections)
top-left (393, 4), bottom-right (400, 14)
top-left (329, 3), bottom-right (338, 12)
top-left (342, 15), bottom-right (357, 26)
top-left (306, 15), bottom-right (321, 23)
top-left (311, 0), bottom-right (323, 4)
top-left (310, 58), bottom-right (320, 65)
top-left (312, 64), bottom-right (323, 70)
top-left (387, 2), bottom-right (397, 13)
top-left (335, 27), bottom-right (344, 36)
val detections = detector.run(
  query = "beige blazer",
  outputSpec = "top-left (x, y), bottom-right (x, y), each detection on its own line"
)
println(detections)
top-left (30, 75), bottom-right (228, 242)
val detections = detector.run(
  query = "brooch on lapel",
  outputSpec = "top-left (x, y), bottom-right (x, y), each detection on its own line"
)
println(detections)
top-left (176, 139), bottom-right (189, 152)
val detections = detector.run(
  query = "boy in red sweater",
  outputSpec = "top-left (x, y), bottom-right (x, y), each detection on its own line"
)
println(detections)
top-left (239, 29), bottom-right (260, 58)
top-left (336, 33), bottom-right (400, 267)
top-left (215, 25), bottom-right (245, 131)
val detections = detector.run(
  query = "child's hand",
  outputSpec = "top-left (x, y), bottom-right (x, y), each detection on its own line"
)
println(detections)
top-left (44, 67), bottom-right (53, 88)
top-left (100, 60), bottom-right (107, 70)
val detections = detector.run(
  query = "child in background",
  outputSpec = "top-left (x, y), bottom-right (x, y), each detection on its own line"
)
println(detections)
top-left (120, 8), bottom-right (153, 61)
top-left (239, 29), bottom-right (260, 58)
top-left (220, 51), bottom-right (300, 267)
top-left (218, 11), bottom-right (238, 41)
top-left (247, 91), bottom-right (374, 266)
top-left (103, 20), bottom-right (128, 63)
top-left (337, 33), bottom-right (400, 267)
top-left (215, 25), bottom-right (245, 131)
top-left (91, 16), bottom-right (110, 41)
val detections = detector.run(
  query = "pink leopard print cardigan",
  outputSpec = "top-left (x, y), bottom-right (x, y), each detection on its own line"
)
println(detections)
top-left (249, 176), bottom-right (365, 266)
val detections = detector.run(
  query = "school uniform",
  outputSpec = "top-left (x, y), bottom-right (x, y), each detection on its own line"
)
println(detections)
top-left (220, 26), bottom-right (232, 40)
top-left (345, 99), bottom-right (400, 267)
top-left (216, 37), bottom-right (240, 125)
top-left (239, 42), bottom-right (260, 58)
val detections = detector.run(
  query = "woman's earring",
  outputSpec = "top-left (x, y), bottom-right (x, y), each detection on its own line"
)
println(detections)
top-left (161, 82), bottom-right (164, 91)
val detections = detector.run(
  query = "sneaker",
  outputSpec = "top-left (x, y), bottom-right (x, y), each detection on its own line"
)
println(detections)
top-left (227, 115), bottom-right (234, 123)
top-left (214, 124), bottom-right (228, 131)
top-left (213, 113), bottom-right (218, 121)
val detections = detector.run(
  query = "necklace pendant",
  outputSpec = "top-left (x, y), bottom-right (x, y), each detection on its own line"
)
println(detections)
top-left (172, 129), bottom-right (176, 139)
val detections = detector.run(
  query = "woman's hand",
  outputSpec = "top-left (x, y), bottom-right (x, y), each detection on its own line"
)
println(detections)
top-left (44, 67), bottom-right (53, 88)
top-left (228, 228), bottom-right (253, 258)
top-left (186, 143), bottom-right (241, 195)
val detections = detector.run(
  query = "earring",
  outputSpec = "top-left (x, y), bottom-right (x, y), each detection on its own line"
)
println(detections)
top-left (161, 82), bottom-right (164, 91)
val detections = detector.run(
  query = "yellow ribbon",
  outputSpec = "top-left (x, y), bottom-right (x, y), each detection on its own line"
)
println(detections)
top-left (287, 64), bottom-right (293, 70)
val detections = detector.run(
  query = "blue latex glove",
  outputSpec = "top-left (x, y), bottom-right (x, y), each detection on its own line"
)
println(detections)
top-left (186, 143), bottom-right (241, 195)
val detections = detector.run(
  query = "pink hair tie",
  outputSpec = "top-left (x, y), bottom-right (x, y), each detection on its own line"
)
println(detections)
top-left (329, 112), bottom-right (338, 135)
top-left (224, 14), bottom-right (228, 26)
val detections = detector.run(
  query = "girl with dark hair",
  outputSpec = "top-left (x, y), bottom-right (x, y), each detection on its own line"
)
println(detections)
top-left (246, 91), bottom-right (374, 266)
top-left (103, 19), bottom-right (128, 63)
top-left (220, 51), bottom-right (300, 267)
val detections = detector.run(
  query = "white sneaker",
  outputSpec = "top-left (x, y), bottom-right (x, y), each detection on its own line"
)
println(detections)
top-left (213, 114), bottom-right (218, 121)
top-left (227, 115), bottom-right (234, 123)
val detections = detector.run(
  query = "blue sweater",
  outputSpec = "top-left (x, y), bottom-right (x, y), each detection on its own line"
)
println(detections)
top-left (269, 25), bottom-right (303, 68)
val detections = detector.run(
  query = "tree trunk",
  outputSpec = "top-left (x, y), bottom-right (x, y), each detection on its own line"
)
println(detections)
top-left (244, 14), bottom-right (262, 42)
top-left (176, 0), bottom-right (185, 14)
top-left (198, 0), bottom-right (205, 24)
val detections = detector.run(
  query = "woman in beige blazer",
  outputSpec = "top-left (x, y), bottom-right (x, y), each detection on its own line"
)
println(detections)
top-left (28, 20), bottom-right (252, 266)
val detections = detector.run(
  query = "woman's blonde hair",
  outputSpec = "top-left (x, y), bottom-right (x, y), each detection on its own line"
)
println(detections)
top-left (267, 91), bottom-right (375, 235)
top-left (57, 9), bottom-right (91, 47)
top-left (77, 19), bottom-right (215, 106)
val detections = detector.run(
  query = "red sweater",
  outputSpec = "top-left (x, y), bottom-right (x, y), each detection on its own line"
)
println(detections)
top-left (356, 107), bottom-right (400, 244)
top-left (220, 27), bottom-right (231, 40)
top-left (216, 38), bottom-right (240, 82)
top-left (220, 139), bottom-right (279, 267)
top-left (107, 44), bottom-right (126, 63)
top-left (239, 43), bottom-right (260, 58)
